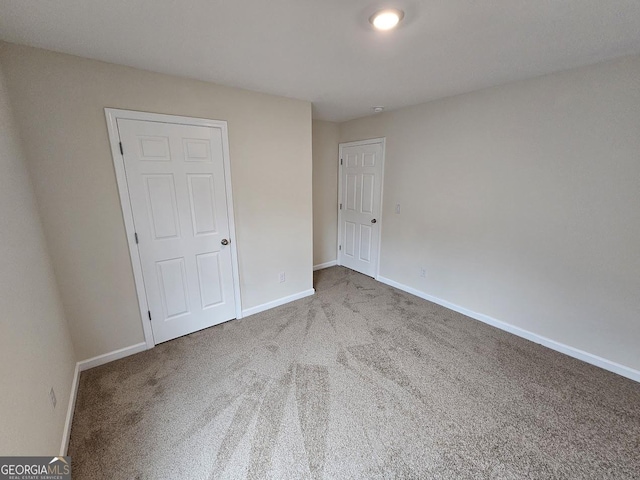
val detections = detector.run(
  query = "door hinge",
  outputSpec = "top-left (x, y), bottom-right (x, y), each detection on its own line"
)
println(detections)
top-left (134, 232), bottom-right (139, 244)
top-left (119, 142), bottom-right (124, 155)
top-left (339, 245), bottom-right (342, 251)
top-left (148, 310), bottom-right (152, 321)
top-left (339, 203), bottom-right (342, 210)
top-left (340, 158), bottom-right (343, 166)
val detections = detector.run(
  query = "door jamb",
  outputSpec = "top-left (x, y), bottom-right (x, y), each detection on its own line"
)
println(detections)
top-left (105, 108), bottom-right (243, 350)
top-left (337, 137), bottom-right (386, 280)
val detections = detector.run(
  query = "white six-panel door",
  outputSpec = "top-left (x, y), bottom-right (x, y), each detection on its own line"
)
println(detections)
top-left (118, 118), bottom-right (237, 344)
top-left (338, 140), bottom-right (384, 277)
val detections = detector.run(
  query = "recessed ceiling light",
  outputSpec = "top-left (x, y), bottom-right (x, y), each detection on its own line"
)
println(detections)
top-left (373, 106), bottom-right (385, 113)
top-left (370, 9), bottom-right (404, 31)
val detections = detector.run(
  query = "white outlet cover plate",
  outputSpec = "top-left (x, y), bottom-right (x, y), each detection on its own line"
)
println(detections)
top-left (49, 387), bottom-right (57, 408)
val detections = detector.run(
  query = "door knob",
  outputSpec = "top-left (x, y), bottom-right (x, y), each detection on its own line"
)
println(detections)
top-left (371, 219), bottom-right (377, 224)
top-left (221, 238), bottom-right (229, 245)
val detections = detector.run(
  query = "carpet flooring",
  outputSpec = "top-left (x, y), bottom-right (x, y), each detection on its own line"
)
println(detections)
top-left (68, 266), bottom-right (640, 479)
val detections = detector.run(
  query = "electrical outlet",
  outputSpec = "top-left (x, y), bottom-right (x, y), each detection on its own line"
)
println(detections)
top-left (395, 204), bottom-right (401, 214)
top-left (279, 272), bottom-right (286, 283)
top-left (49, 387), bottom-right (57, 409)
top-left (419, 268), bottom-right (427, 278)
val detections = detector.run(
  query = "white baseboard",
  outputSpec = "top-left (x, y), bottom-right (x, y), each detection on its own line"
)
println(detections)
top-left (77, 342), bottom-right (148, 372)
top-left (242, 288), bottom-right (315, 317)
top-left (59, 363), bottom-right (80, 455)
top-left (377, 276), bottom-right (640, 383)
top-left (313, 260), bottom-right (337, 271)
top-left (60, 341), bottom-right (149, 454)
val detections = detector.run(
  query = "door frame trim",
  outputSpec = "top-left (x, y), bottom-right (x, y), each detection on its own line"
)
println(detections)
top-left (337, 137), bottom-right (386, 280)
top-left (105, 108), bottom-right (243, 349)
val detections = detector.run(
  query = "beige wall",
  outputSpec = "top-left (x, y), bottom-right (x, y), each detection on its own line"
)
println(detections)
top-left (0, 42), bottom-right (313, 361)
top-left (0, 62), bottom-right (76, 454)
top-left (312, 120), bottom-right (339, 266)
top-left (340, 55), bottom-right (640, 371)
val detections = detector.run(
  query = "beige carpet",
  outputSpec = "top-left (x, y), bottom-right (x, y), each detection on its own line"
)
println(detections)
top-left (68, 266), bottom-right (640, 479)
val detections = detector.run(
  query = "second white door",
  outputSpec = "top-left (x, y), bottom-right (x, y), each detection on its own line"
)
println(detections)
top-left (118, 118), bottom-right (237, 344)
top-left (338, 140), bottom-right (384, 277)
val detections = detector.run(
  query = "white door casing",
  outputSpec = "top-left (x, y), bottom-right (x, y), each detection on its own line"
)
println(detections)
top-left (106, 109), bottom-right (241, 347)
top-left (338, 139), bottom-right (385, 278)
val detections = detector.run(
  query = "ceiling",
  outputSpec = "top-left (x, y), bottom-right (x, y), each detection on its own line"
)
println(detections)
top-left (1, 0), bottom-right (640, 122)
